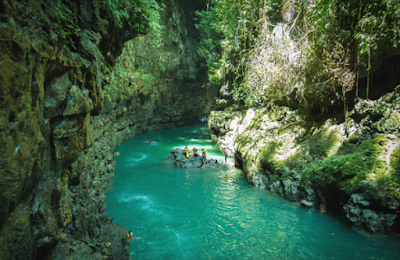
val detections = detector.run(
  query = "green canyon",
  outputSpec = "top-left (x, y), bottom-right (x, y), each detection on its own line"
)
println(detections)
top-left (107, 126), bottom-right (400, 259)
top-left (0, 0), bottom-right (400, 259)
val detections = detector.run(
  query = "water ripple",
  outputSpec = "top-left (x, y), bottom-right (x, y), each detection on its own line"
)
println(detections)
top-left (107, 126), bottom-right (400, 260)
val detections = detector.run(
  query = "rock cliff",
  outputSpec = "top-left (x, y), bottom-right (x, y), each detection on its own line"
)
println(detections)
top-left (209, 88), bottom-right (400, 234)
top-left (0, 0), bottom-right (211, 259)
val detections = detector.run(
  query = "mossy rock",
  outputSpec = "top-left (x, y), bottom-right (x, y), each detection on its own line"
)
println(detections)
top-left (352, 89), bottom-right (400, 134)
top-left (301, 134), bottom-right (400, 200)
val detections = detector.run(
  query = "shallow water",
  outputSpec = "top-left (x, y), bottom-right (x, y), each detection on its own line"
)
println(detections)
top-left (106, 126), bottom-right (400, 260)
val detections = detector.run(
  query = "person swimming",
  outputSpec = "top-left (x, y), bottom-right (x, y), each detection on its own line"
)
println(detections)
top-left (127, 231), bottom-right (140, 240)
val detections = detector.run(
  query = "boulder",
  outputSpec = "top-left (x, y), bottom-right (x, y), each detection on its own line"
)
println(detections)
top-left (163, 148), bottom-right (228, 169)
top-left (343, 194), bottom-right (397, 234)
top-left (98, 224), bottom-right (131, 260)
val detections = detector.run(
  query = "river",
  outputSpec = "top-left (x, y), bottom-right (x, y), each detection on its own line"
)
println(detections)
top-left (106, 126), bottom-right (400, 259)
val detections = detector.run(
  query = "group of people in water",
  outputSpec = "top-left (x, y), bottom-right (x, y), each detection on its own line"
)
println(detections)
top-left (183, 145), bottom-right (206, 164)
top-left (183, 145), bottom-right (228, 166)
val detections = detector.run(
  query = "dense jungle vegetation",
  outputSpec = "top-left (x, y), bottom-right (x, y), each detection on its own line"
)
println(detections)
top-left (195, 0), bottom-right (400, 118)
top-left (195, 0), bottom-right (400, 206)
top-left (101, 0), bottom-right (163, 102)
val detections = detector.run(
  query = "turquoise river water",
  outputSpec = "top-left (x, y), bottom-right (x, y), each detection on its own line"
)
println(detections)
top-left (106, 126), bottom-right (400, 260)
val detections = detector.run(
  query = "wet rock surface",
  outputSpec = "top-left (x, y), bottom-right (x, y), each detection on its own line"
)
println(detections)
top-left (343, 194), bottom-right (397, 234)
top-left (209, 90), bottom-right (400, 234)
top-left (164, 148), bottom-right (228, 169)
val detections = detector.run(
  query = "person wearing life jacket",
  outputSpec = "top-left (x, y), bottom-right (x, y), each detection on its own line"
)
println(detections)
top-left (127, 231), bottom-right (140, 240)
top-left (192, 147), bottom-right (198, 157)
top-left (202, 149), bottom-right (207, 166)
top-left (186, 151), bottom-right (190, 158)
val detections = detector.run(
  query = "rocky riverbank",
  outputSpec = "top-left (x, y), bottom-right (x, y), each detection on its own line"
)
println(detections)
top-left (209, 88), bottom-right (400, 234)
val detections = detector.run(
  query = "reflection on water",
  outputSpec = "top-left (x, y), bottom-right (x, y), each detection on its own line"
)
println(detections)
top-left (106, 126), bottom-right (400, 260)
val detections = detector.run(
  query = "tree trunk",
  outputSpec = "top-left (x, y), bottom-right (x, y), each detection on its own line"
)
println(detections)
top-left (366, 45), bottom-right (371, 99)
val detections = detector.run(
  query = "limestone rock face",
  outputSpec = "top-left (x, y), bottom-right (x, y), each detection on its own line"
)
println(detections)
top-left (101, 0), bottom-right (215, 125)
top-left (98, 224), bottom-right (131, 260)
top-left (0, 0), bottom-right (210, 259)
top-left (164, 148), bottom-right (228, 169)
top-left (0, 0), bottom-right (137, 258)
top-left (343, 194), bottom-right (397, 234)
top-left (209, 90), bottom-right (400, 234)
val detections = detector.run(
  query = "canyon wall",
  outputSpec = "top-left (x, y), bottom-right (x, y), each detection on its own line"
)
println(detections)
top-left (209, 89), bottom-right (400, 234)
top-left (0, 0), bottom-right (212, 259)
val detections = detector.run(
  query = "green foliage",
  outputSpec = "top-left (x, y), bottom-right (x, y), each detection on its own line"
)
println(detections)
top-left (196, 0), bottom-right (400, 113)
top-left (389, 146), bottom-right (400, 177)
top-left (104, 0), bottom-right (161, 33)
top-left (353, 89), bottom-right (400, 133)
top-left (353, 0), bottom-right (400, 53)
top-left (307, 129), bottom-right (341, 158)
top-left (104, 83), bottom-right (124, 102)
top-left (50, 0), bottom-right (79, 51)
top-left (195, 0), bottom-right (265, 98)
top-left (147, 9), bottom-right (164, 48)
top-left (49, 0), bottom-right (162, 52)
top-left (141, 73), bottom-right (155, 87)
top-left (101, 0), bottom-right (165, 103)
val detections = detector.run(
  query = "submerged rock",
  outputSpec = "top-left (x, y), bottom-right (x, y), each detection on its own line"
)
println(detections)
top-left (164, 148), bottom-right (228, 169)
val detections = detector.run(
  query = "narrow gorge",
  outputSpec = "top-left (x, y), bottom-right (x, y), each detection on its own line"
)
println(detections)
top-left (0, 0), bottom-right (215, 259)
top-left (1, 0), bottom-right (400, 259)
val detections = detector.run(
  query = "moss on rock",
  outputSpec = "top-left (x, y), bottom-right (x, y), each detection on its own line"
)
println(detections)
top-left (209, 88), bottom-right (400, 233)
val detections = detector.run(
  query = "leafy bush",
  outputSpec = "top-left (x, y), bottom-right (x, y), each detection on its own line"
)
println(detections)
top-left (101, 0), bottom-right (164, 103)
top-left (104, 0), bottom-right (160, 33)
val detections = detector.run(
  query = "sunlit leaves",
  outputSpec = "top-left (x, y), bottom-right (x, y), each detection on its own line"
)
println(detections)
top-left (106, 0), bottom-right (160, 34)
top-left (196, 0), bottom-right (398, 111)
